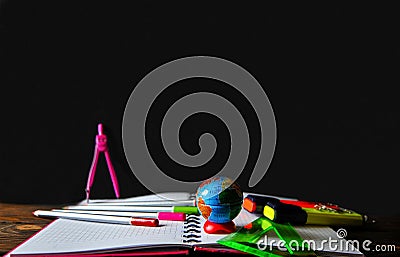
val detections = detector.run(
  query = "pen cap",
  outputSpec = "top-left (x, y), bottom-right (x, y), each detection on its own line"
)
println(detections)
top-left (243, 195), bottom-right (280, 213)
top-left (130, 217), bottom-right (159, 227)
top-left (173, 206), bottom-right (199, 215)
top-left (158, 212), bottom-right (186, 221)
top-left (263, 202), bottom-right (307, 224)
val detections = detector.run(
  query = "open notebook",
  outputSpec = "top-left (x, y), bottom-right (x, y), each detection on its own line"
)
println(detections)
top-left (6, 193), bottom-right (364, 256)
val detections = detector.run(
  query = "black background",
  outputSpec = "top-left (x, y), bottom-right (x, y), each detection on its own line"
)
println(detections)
top-left (1, 2), bottom-right (399, 215)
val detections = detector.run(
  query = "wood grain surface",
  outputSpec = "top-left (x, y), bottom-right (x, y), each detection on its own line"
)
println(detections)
top-left (0, 203), bottom-right (55, 255)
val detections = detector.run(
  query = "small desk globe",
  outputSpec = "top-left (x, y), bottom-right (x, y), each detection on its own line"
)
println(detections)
top-left (196, 176), bottom-right (243, 234)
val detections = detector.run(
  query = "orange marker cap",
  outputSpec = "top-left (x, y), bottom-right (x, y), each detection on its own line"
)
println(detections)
top-left (243, 197), bottom-right (257, 213)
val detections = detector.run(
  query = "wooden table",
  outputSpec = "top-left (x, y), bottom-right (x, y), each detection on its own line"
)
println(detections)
top-left (0, 203), bottom-right (57, 256)
top-left (1, 203), bottom-right (399, 256)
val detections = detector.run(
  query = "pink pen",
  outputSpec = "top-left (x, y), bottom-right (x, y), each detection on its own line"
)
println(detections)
top-left (85, 123), bottom-right (120, 202)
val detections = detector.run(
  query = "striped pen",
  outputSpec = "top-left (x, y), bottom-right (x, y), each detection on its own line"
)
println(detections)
top-left (52, 209), bottom-right (186, 221)
top-left (63, 205), bottom-right (200, 215)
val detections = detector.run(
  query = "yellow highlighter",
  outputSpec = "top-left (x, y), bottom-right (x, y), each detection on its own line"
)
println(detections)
top-left (263, 201), bottom-right (365, 226)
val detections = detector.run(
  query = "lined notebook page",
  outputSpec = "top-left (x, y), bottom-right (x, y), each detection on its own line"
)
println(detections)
top-left (81, 192), bottom-right (194, 204)
top-left (295, 226), bottom-right (362, 255)
top-left (255, 224), bottom-right (363, 255)
top-left (9, 219), bottom-right (186, 255)
top-left (199, 210), bottom-right (362, 255)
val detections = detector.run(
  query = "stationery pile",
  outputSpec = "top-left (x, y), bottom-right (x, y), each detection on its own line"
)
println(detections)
top-left (219, 194), bottom-right (368, 256)
top-left (6, 192), bottom-right (365, 256)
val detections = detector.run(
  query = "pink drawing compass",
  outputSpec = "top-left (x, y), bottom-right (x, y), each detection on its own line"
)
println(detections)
top-left (85, 123), bottom-right (120, 203)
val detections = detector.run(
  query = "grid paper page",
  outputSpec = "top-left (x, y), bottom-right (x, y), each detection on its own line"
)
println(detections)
top-left (9, 219), bottom-right (185, 255)
top-left (258, 225), bottom-right (363, 255)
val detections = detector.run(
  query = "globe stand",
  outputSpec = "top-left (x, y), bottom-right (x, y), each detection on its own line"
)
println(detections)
top-left (203, 220), bottom-right (236, 234)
